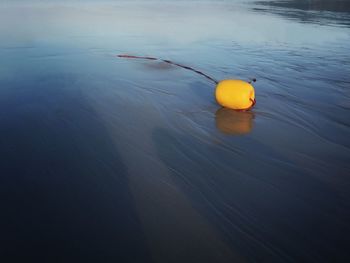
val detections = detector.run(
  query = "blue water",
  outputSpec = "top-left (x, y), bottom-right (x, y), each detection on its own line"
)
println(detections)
top-left (1, 1), bottom-right (350, 262)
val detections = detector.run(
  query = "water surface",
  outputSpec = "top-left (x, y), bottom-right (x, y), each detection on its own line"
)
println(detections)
top-left (1, 1), bottom-right (350, 262)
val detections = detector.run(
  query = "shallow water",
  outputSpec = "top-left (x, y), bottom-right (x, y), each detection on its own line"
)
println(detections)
top-left (1, 1), bottom-right (350, 262)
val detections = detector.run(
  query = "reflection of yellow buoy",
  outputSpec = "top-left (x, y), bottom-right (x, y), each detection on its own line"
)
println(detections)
top-left (215, 80), bottom-right (256, 110)
top-left (215, 108), bottom-right (254, 135)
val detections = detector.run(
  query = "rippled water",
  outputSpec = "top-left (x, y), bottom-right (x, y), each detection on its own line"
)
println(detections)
top-left (1, 1), bottom-right (350, 262)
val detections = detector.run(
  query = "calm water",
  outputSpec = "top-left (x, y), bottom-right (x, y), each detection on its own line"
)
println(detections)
top-left (1, 1), bottom-right (350, 262)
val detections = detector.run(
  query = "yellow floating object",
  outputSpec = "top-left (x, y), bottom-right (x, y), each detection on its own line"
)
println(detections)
top-left (215, 80), bottom-right (256, 110)
top-left (215, 108), bottom-right (254, 135)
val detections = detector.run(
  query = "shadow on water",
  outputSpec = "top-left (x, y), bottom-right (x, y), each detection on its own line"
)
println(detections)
top-left (0, 73), bottom-right (152, 262)
top-left (253, 0), bottom-right (350, 26)
top-left (140, 61), bottom-right (178, 71)
top-left (152, 126), bottom-right (350, 262)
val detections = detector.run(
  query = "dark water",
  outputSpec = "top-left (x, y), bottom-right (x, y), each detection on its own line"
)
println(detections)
top-left (1, 1), bottom-right (350, 262)
top-left (254, 0), bottom-right (350, 26)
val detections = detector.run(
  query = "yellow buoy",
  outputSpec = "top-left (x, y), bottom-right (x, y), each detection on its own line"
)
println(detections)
top-left (117, 55), bottom-right (257, 110)
top-left (215, 80), bottom-right (256, 110)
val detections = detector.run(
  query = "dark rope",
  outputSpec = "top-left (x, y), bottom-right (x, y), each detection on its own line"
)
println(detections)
top-left (117, 54), bottom-right (219, 84)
